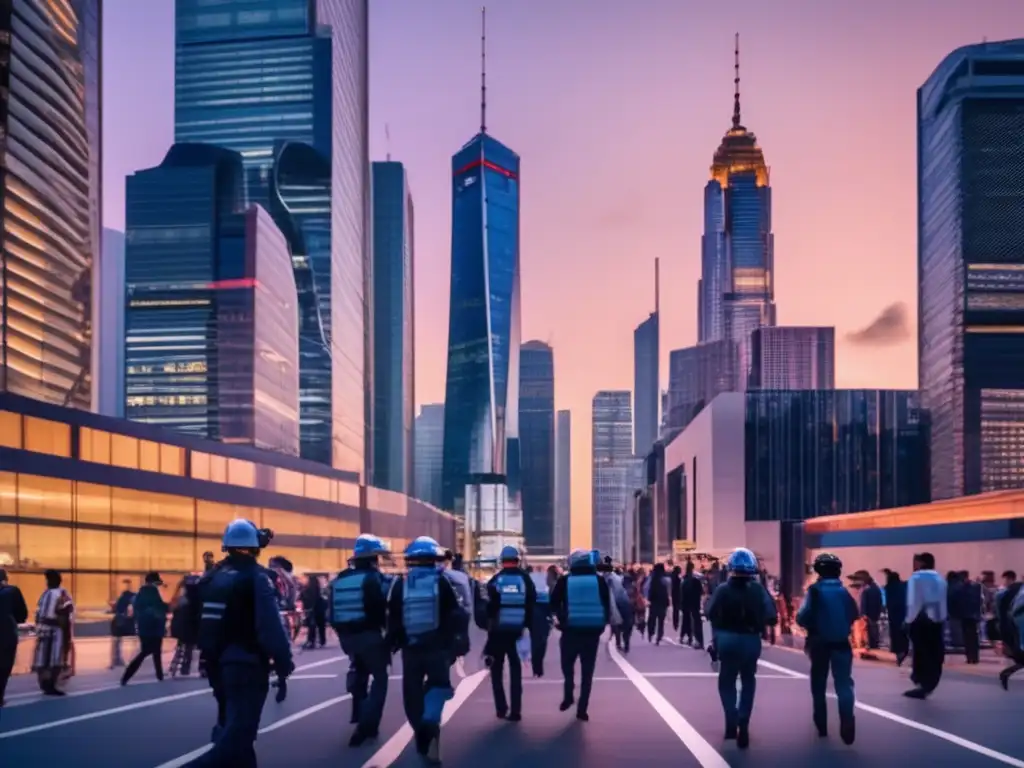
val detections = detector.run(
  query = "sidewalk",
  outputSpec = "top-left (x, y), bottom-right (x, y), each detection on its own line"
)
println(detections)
top-left (774, 630), bottom-right (1004, 677)
top-left (11, 636), bottom-right (175, 677)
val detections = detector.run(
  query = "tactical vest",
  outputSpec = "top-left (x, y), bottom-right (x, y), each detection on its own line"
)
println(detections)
top-left (331, 570), bottom-right (368, 626)
top-left (495, 572), bottom-right (527, 629)
top-left (197, 565), bottom-right (258, 658)
top-left (403, 568), bottom-right (440, 642)
top-left (566, 574), bottom-right (604, 629)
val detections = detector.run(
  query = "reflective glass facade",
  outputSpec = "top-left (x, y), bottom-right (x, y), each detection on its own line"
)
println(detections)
top-left (519, 341), bottom-right (554, 554)
top-left (174, 0), bottom-right (370, 476)
top-left (919, 40), bottom-right (1024, 499)
top-left (633, 313), bottom-right (659, 456)
top-left (441, 133), bottom-right (521, 513)
top-left (591, 391), bottom-right (633, 555)
top-left (665, 340), bottom-right (736, 436)
top-left (0, 394), bottom-right (454, 613)
top-left (554, 409), bottom-right (571, 554)
top-left (0, 0), bottom-right (101, 409)
top-left (748, 326), bottom-right (835, 391)
top-left (371, 161), bottom-right (414, 494)
top-left (413, 404), bottom-right (444, 508)
top-left (744, 390), bottom-right (930, 522)
top-left (124, 145), bottom-right (298, 453)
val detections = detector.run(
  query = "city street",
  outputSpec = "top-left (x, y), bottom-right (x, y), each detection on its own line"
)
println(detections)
top-left (2, 629), bottom-right (1022, 767)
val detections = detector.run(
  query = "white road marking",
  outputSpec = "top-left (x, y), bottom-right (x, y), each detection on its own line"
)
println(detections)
top-left (608, 642), bottom-right (728, 768)
top-left (643, 671), bottom-right (799, 679)
top-left (756, 658), bottom-right (807, 679)
top-left (287, 674), bottom-right (338, 680)
top-left (152, 694), bottom-right (353, 768)
top-left (0, 688), bottom-right (211, 739)
top-left (359, 669), bottom-right (487, 768)
top-left (524, 676), bottom-right (628, 684)
top-left (755, 655), bottom-right (1024, 766)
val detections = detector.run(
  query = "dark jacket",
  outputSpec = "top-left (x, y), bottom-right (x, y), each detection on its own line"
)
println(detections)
top-left (112, 589), bottom-right (136, 637)
top-left (860, 582), bottom-right (883, 622)
top-left (133, 584), bottom-right (169, 639)
top-left (0, 583), bottom-right (28, 648)
top-left (883, 575), bottom-right (907, 627)
top-left (680, 573), bottom-right (704, 611)
top-left (796, 578), bottom-right (858, 644)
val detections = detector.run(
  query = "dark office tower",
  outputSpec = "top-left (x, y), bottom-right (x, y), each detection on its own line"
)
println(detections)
top-left (748, 326), bottom-right (835, 390)
top-left (633, 259), bottom-right (660, 456)
top-left (124, 145), bottom-right (299, 454)
top-left (441, 10), bottom-right (522, 513)
top-left (174, 0), bottom-right (370, 476)
top-left (414, 403), bottom-right (445, 508)
top-left (519, 341), bottom-right (555, 554)
top-left (698, 35), bottom-right (774, 382)
top-left (919, 40), bottom-right (1024, 499)
top-left (554, 409), bottom-right (572, 554)
top-left (665, 340), bottom-right (736, 435)
top-left (0, 0), bottom-right (101, 409)
top-left (371, 161), bottom-right (415, 494)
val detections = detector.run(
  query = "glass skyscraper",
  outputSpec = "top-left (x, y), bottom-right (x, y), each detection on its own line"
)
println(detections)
top-left (440, 31), bottom-right (522, 513)
top-left (414, 403), bottom-right (444, 508)
top-left (633, 260), bottom-right (659, 458)
top-left (173, 0), bottom-right (370, 476)
top-left (0, 0), bottom-right (101, 409)
top-left (124, 145), bottom-right (299, 454)
top-left (554, 409), bottom-right (572, 554)
top-left (665, 340), bottom-right (735, 436)
top-left (519, 341), bottom-right (555, 554)
top-left (919, 40), bottom-right (1024, 499)
top-left (698, 37), bottom-right (775, 384)
top-left (747, 326), bottom-right (835, 391)
top-left (371, 161), bottom-right (415, 494)
top-left (744, 390), bottom-right (930, 522)
top-left (591, 391), bottom-right (633, 555)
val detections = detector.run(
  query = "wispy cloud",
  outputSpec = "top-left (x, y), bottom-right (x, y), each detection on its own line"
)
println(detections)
top-left (846, 302), bottom-right (911, 346)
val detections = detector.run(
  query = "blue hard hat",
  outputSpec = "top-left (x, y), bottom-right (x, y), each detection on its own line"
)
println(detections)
top-left (568, 549), bottom-right (591, 569)
top-left (499, 545), bottom-right (521, 562)
top-left (404, 537), bottom-right (442, 560)
top-left (353, 534), bottom-right (389, 559)
top-left (726, 547), bottom-right (759, 575)
top-left (222, 519), bottom-right (260, 551)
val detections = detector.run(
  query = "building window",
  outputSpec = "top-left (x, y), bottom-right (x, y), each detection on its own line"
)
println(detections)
top-left (111, 435), bottom-right (139, 469)
top-left (0, 411), bottom-right (22, 448)
top-left (0, 472), bottom-right (15, 516)
top-left (160, 444), bottom-right (184, 476)
top-left (80, 428), bottom-right (112, 464)
top-left (18, 475), bottom-right (72, 522)
top-left (140, 440), bottom-right (161, 473)
top-left (77, 483), bottom-right (111, 526)
top-left (19, 523), bottom-right (72, 570)
top-left (228, 459), bottom-right (255, 487)
top-left (23, 417), bottom-right (71, 457)
top-left (192, 452), bottom-right (210, 481)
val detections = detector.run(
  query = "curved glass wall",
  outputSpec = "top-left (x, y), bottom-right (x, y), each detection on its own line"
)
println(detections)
top-left (0, 0), bottom-right (100, 408)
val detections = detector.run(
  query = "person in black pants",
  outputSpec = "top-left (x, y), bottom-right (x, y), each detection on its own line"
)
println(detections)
top-left (679, 562), bottom-right (705, 649)
top-left (0, 569), bottom-right (29, 706)
top-left (122, 572), bottom-right (168, 685)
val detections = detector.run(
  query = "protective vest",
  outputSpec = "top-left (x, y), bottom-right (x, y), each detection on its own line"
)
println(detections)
top-left (566, 574), bottom-right (604, 629)
top-left (403, 567), bottom-right (440, 642)
top-left (331, 570), bottom-right (368, 626)
top-left (495, 572), bottom-right (527, 630)
top-left (197, 564), bottom-right (258, 658)
top-left (529, 572), bottom-right (550, 604)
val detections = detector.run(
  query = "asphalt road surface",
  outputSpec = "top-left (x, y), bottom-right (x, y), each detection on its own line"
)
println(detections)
top-left (2, 630), bottom-right (1022, 767)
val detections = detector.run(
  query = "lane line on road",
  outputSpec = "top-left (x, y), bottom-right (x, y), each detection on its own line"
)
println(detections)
top-left (753, 653), bottom-right (1024, 766)
top-left (0, 688), bottom-right (211, 739)
top-left (359, 669), bottom-right (487, 768)
top-left (153, 694), bottom-right (354, 768)
top-left (608, 642), bottom-right (729, 768)
top-left (756, 658), bottom-right (807, 679)
top-left (524, 676), bottom-right (628, 684)
top-left (288, 674), bottom-right (338, 680)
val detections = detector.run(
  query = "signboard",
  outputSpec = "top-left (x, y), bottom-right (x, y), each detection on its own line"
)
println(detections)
top-left (672, 539), bottom-right (696, 559)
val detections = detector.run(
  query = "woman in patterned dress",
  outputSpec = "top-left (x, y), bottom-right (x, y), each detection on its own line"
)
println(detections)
top-left (31, 570), bottom-right (74, 695)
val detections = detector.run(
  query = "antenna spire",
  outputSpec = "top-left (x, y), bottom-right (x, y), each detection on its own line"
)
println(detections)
top-left (480, 6), bottom-right (487, 134)
top-left (385, 123), bottom-right (391, 161)
top-left (732, 32), bottom-right (742, 130)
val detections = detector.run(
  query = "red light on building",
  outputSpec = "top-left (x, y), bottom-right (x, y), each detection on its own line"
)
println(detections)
top-left (208, 278), bottom-right (259, 291)
top-left (453, 158), bottom-right (517, 180)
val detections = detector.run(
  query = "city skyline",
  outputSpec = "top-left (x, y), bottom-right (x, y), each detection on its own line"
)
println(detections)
top-left (101, 0), bottom-right (1024, 548)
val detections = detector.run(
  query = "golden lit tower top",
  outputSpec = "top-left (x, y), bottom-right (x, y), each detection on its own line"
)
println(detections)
top-left (710, 33), bottom-right (769, 187)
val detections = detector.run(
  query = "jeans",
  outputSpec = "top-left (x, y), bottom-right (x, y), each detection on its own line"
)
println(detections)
top-left (559, 632), bottom-right (600, 714)
top-left (341, 630), bottom-right (389, 731)
top-left (716, 630), bottom-right (761, 729)
top-left (809, 642), bottom-right (855, 729)
top-left (187, 664), bottom-right (269, 768)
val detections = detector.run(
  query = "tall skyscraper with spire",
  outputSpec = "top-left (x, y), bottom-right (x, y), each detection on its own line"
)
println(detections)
top-left (698, 35), bottom-right (775, 384)
top-left (441, 8), bottom-right (523, 516)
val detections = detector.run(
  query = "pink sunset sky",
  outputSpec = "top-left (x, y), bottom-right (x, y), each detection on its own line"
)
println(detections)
top-left (103, 0), bottom-right (1024, 550)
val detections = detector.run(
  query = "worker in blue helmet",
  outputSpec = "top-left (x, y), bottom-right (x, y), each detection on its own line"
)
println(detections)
top-left (796, 552), bottom-right (858, 745)
top-left (549, 548), bottom-right (611, 721)
top-left (191, 519), bottom-right (293, 766)
top-left (703, 547), bottom-right (778, 750)
top-left (388, 536), bottom-right (461, 765)
top-left (329, 533), bottom-right (391, 747)
top-left (483, 545), bottom-right (536, 720)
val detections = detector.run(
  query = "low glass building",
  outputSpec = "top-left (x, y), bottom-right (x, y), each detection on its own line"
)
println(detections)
top-left (0, 394), bottom-right (454, 614)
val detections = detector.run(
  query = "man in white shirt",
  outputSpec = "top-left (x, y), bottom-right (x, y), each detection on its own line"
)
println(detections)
top-left (904, 552), bottom-right (947, 699)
